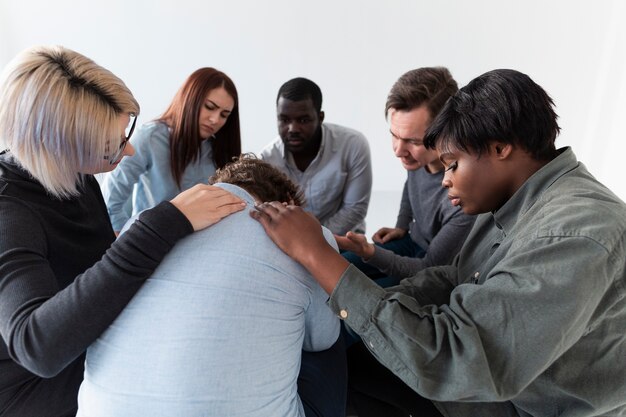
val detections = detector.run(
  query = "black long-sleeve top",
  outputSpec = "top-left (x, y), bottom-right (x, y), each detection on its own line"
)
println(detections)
top-left (0, 152), bottom-right (193, 417)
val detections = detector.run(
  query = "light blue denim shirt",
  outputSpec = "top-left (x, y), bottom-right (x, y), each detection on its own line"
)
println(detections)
top-left (260, 122), bottom-right (372, 235)
top-left (329, 148), bottom-right (626, 416)
top-left (77, 184), bottom-right (340, 417)
top-left (104, 121), bottom-right (216, 231)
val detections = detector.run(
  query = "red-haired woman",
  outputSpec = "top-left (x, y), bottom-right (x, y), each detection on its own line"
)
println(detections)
top-left (105, 67), bottom-right (242, 233)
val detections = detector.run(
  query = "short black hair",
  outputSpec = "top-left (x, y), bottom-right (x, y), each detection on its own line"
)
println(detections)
top-left (424, 69), bottom-right (560, 161)
top-left (276, 77), bottom-right (322, 113)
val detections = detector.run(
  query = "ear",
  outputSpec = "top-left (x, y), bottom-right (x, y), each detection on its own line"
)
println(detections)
top-left (318, 111), bottom-right (325, 123)
top-left (492, 142), bottom-right (513, 160)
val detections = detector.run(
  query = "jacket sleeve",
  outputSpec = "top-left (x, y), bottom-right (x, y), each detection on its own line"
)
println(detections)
top-left (0, 199), bottom-right (192, 377)
top-left (329, 230), bottom-right (618, 402)
top-left (366, 211), bottom-right (475, 278)
top-left (395, 180), bottom-right (412, 230)
top-left (322, 135), bottom-right (372, 235)
top-left (104, 127), bottom-right (153, 231)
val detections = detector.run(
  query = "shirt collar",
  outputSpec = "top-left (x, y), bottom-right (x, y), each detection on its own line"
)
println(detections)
top-left (213, 182), bottom-right (257, 206)
top-left (492, 147), bottom-right (578, 232)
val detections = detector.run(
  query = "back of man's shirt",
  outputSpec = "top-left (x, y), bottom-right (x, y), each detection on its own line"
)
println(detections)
top-left (77, 184), bottom-right (340, 417)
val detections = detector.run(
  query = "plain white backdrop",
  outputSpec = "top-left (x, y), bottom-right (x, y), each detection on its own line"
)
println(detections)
top-left (1, 0), bottom-right (625, 233)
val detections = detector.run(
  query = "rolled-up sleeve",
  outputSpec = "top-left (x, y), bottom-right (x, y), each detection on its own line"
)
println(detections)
top-left (327, 231), bottom-right (619, 403)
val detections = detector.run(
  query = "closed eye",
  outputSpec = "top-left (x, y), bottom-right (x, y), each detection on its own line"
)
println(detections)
top-left (445, 161), bottom-right (458, 172)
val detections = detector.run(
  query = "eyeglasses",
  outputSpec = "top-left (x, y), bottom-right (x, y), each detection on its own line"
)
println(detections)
top-left (105, 113), bottom-right (137, 165)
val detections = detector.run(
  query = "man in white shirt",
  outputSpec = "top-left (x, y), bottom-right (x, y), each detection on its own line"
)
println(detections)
top-left (261, 77), bottom-right (372, 235)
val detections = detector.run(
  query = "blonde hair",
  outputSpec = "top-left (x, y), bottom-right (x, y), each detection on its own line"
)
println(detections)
top-left (0, 45), bottom-right (139, 198)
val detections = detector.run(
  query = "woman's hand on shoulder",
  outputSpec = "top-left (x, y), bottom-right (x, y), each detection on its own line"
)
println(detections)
top-left (251, 202), bottom-right (349, 294)
top-left (170, 184), bottom-right (246, 231)
top-left (250, 202), bottom-right (326, 264)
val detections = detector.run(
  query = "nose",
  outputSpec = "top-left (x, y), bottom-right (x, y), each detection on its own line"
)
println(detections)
top-left (287, 122), bottom-right (297, 133)
top-left (442, 171), bottom-right (452, 188)
top-left (394, 139), bottom-right (408, 157)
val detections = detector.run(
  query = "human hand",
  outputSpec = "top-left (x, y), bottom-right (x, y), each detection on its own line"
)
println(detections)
top-left (251, 202), bottom-right (349, 294)
top-left (335, 232), bottom-right (375, 259)
top-left (372, 227), bottom-right (407, 244)
top-left (170, 184), bottom-right (245, 231)
top-left (250, 202), bottom-right (328, 264)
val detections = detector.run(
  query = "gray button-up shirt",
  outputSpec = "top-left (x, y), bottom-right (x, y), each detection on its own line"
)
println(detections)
top-left (329, 147), bottom-right (626, 416)
top-left (260, 123), bottom-right (372, 235)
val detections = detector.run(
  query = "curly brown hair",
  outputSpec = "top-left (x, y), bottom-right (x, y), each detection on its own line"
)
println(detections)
top-left (209, 154), bottom-right (305, 205)
top-left (385, 67), bottom-right (458, 120)
top-left (159, 67), bottom-right (241, 187)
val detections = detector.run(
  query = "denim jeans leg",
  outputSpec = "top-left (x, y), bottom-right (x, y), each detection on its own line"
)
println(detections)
top-left (298, 334), bottom-right (347, 417)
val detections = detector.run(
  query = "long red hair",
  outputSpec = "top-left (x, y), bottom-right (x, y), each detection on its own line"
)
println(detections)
top-left (158, 67), bottom-right (241, 187)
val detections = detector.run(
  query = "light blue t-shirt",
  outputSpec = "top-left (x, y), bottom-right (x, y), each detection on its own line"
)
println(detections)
top-left (104, 121), bottom-right (216, 231)
top-left (260, 122), bottom-right (372, 235)
top-left (77, 184), bottom-right (340, 417)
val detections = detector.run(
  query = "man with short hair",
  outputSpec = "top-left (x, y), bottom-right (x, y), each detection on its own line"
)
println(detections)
top-left (260, 77), bottom-right (372, 236)
top-left (340, 67), bottom-right (475, 285)
top-left (77, 156), bottom-right (345, 417)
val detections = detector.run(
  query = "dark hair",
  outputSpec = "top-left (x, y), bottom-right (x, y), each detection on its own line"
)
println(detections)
top-left (276, 77), bottom-right (323, 112)
top-left (209, 153), bottom-right (305, 205)
top-left (424, 69), bottom-right (560, 161)
top-left (159, 67), bottom-right (242, 187)
top-left (385, 67), bottom-right (458, 119)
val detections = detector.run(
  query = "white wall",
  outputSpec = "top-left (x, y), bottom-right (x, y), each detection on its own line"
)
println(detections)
top-left (2, 0), bottom-right (625, 232)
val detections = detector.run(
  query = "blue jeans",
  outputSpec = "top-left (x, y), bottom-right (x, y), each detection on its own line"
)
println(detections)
top-left (298, 334), bottom-right (347, 417)
top-left (347, 341), bottom-right (443, 417)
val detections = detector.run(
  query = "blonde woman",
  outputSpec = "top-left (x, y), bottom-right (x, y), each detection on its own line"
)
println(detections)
top-left (0, 45), bottom-right (244, 417)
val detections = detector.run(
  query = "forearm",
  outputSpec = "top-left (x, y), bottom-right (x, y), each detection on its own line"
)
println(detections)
top-left (366, 245), bottom-right (428, 279)
top-left (2, 202), bottom-right (192, 377)
top-left (368, 215), bottom-right (474, 278)
top-left (300, 242), bottom-right (351, 295)
top-left (327, 266), bottom-right (504, 401)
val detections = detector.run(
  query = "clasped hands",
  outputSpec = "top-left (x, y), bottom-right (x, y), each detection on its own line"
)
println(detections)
top-left (335, 226), bottom-right (407, 260)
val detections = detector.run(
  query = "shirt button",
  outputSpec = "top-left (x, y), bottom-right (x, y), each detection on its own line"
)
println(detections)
top-left (339, 309), bottom-right (348, 319)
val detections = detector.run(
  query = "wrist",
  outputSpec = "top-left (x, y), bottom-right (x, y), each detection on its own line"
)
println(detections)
top-left (300, 242), bottom-right (349, 294)
top-left (362, 243), bottom-right (375, 260)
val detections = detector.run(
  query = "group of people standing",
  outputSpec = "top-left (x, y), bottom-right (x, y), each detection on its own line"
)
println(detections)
top-left (0, 44), bottom-right (625, 417)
